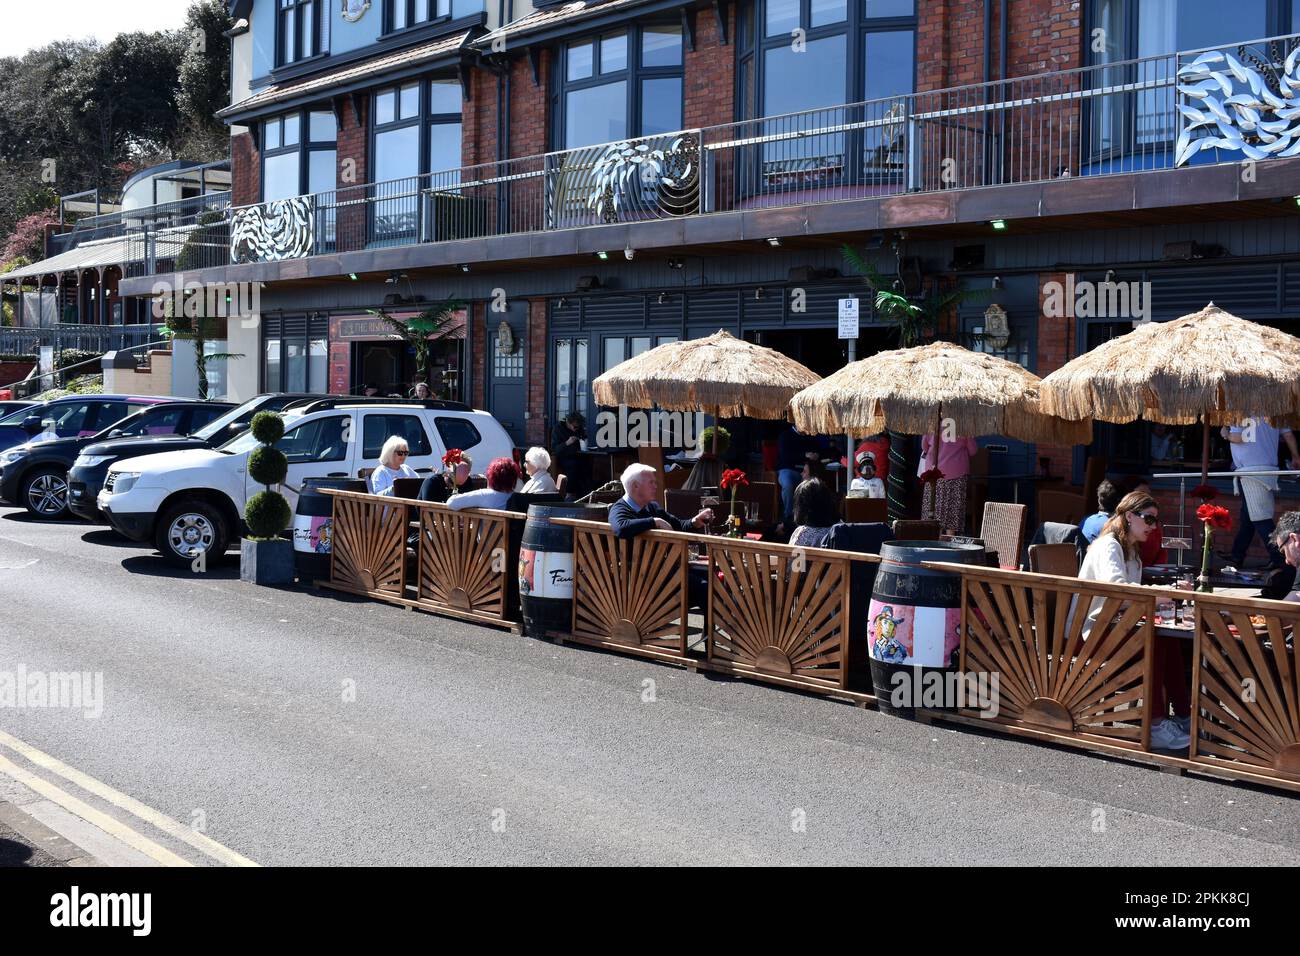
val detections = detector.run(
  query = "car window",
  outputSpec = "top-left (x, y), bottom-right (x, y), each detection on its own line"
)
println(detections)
top-left (120, 406), bottom-right (188, 437)
top-left (433, 416), bottom-right (482, 452)
top-left (42, 401), bottom-right (96, 438)
top-left (279, 416), bottom-right (349, 464)
top-left (187, 405), bottom-right (229, 433)
top-left (0, 405), bottom-right (37, 425)
top-left (87, 401), bottom-right (134, 435)
top-left (362, 414), bottom-right (432, 459)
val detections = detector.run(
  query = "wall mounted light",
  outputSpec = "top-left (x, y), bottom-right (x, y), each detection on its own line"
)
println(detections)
top-left (458, 263), bottom-right (471, 273)
top-left (657, 292), bottom-right (668, 305)
top-left (1104, 269), bottom-right (1116, 282)
top-left (596, 250), bottom-right (609, 260)
top-left (991, 275), bottom-right (1003, 290)
top-left (558, 297), bottom-right (568, 308)
top-left (754, 286), bottom-right (766, 300)
top-left (624, 246), bottom-right (635, 261)
top-left (989, 219), bottom-right (1007, 231)
top-left (667, 257), bottom-right (684, 270)
top-left (766, 237), bottom-right (781, 247)
top-left (348, 273), bottom-right (359, 281)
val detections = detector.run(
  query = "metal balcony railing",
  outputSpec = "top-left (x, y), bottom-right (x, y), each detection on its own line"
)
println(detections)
top-left (49, 192), bottom-right (233, 259)
top-left (124, 30), bottom-right (1300, 275)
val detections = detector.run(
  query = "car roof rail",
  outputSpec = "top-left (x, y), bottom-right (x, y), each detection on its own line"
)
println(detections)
top-left (293, 397), bottom-right (473, 414)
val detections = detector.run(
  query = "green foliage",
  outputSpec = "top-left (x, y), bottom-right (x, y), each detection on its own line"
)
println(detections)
top-left (175, 209), bottom-right (226, 272)
top-left (248, 445), bottom-right (288, 486)
top-left (842, 244), bottom-right (990, 349)
top-left (701, 424), bottom-right (731, 456)
top-left (177, 0), bottom-right (234, 158)
top-left (245, 490), bottom-right (292, 539)
top-left (249, 411), bottom-right (285, 445)
top-left (366, 297), bottom-right (465, 382)
top-left (56, 349), bottom-right (99, 371)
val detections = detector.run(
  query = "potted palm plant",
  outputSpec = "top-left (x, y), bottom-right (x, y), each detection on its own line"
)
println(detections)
top-left (240, 411), bottom-right (294, 586)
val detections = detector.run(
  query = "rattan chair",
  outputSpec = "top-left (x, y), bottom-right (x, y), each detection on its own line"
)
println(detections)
top-left (980, 501), bottom-right (1028, 569)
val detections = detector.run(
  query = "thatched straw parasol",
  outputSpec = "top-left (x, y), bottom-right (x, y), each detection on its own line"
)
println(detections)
top-left (1038, 303), bottom-right (1300, 484)
top-left (789, 341), bottom-right (1092, 446)
top-left (592, 329), bottom-right (821, 490)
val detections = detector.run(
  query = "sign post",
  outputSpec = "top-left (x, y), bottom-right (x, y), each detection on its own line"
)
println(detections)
top-left (838, 298), bottom-right (860, 486)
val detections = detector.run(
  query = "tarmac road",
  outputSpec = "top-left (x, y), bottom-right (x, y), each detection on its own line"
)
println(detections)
top-left (0, 505), bottom-right (1298, 866)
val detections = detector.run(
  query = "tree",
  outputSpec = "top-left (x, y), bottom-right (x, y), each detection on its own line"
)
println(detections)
top-left (1, 211), bottom-right (58, 264)
top-left (365, 298), bottom-right (466, 393)
top-left (177, 0), bottom-right (234, 159)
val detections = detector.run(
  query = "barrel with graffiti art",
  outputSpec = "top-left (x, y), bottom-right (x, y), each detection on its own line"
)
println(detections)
top-left (518, 503), bottom-right (608, 637)
top-left (867, 540), bottom-right (986, 716)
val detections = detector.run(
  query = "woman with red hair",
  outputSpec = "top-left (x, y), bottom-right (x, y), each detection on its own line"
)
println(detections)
top-left (447, 457), bottom-right (519, 511)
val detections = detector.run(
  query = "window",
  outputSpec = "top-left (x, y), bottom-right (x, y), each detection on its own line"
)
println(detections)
top-left (552, 337), bottom-right (589, 423)
top-left (188, 405), bottom-right (230, 433)
top-left (280, 416), bottom-right (349, 463)
top-left (1085, 0), bottom-right (1282, 158)
top-left (372, 78), bottom-right (464, 240)
top-left (261, 110), bottom-right (337, 203)
top-left (387, 0), bottom-right (451, 32)
top-left (121, 407), bottom-right (188, 437)
top-left (278, 0), bottom-right (327, 67)
top-left (557, 25), bottom-right (684, 148)
top-left (363, 414), bottom-right (433, 458)
top-left (434, 416), bottom-right (482, 452)
top-left (262, 314), bottom-right (329, 393)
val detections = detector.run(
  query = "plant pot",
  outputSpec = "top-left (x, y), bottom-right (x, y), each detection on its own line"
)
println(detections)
top-left (240, 538), bottom-right (295, 587)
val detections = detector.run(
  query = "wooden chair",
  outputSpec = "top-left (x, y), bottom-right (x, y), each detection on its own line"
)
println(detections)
top-left (556, 474), bottom-right (569, 496)
top-left (843, 496), bottom-right (888, 524)
top-left (663, 464), bottom-right (690, 493)
top-left (1037, 488), bottom-right (1087, 526)
top-left (391, 477), bottom-right (424, 499)
top-left (665, 488), bottom-right (704, 521)
top-left (1027, 542), bottom-right (1081, 577)
top-left (979, 501), bottom-right (1028, 570)
top-left (357, 466), bottom-right (374, 482)
top-left (891, 519), bottom-right (941, 541)
top-left (735, 480), bottom-right (779, 525)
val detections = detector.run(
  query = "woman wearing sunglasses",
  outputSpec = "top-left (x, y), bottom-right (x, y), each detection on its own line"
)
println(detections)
top-left (369, 435), bottom-right (419, 496)
top-left (1076, 490), bottom-right (1190, 751)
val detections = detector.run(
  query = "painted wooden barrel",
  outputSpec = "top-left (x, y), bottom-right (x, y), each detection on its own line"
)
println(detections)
top-left (867, 540), bottom-right (986, 716)
top-left (518, 503), bottom-right (608, 637)
top-left (294, 478), bottom-right (366, 582)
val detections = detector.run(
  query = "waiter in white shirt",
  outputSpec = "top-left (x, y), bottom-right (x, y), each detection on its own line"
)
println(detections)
top-left (1222, 417), bottom-right (1300, 569)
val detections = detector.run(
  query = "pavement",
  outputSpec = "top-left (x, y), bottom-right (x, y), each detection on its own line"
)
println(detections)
top-left (0, 504), bottom-right (1299, 866)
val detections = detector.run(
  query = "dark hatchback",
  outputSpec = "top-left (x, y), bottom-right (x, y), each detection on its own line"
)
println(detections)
top-left (1, 401), bottom-right (234, 519)
top-left (66, 393), bottom-right (332, 522)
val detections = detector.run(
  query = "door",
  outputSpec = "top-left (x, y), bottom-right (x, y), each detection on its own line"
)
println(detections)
top-left (257, 414), bottom-right (352, 510)
top-left (486, 302), bottom-right (527, 446)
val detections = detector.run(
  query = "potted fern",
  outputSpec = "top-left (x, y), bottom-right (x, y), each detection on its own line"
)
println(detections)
top-left (240, 411), bottom-right (294, 586)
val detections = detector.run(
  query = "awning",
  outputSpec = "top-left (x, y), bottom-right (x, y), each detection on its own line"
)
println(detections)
top-left (1, 236), bottom-right (132, 282)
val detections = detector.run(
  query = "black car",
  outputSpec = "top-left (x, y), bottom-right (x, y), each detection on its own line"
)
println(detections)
top-left (66, 393), bottom-right (332, 522)
top-left (0, 400), bottom-right (35, 417)
top-left (1, 401), bottom-right (234, 519)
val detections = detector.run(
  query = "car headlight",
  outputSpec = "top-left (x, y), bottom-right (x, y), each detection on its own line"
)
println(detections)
top-left (109, 472), bottom-right (141, 495)
top-left (0, 449), bottom-right (25, 466)
top-left (75, 455), bottom-right (111, 468)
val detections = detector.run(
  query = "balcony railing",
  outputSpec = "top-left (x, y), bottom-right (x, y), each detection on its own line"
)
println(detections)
top-left (49, 192), bottom-right (232, 260)
top-left (125, 31), bottom-right (1300, 276)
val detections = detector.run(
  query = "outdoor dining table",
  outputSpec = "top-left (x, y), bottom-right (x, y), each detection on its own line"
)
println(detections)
top-left (1152, 586), bottom-right (1273, 640)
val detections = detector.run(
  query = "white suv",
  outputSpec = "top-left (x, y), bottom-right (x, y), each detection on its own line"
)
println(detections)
top-left (97, 399), bottom-right (515, 566)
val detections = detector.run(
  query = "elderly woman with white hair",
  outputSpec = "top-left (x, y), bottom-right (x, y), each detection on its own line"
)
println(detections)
top-left (369, 435), bottom-right (418, 496)
top-left (519, 446), bottom-right (558, 494)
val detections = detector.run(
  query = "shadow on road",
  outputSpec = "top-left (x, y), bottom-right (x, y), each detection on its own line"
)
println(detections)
top-left (1, 511), bottom-right (78, 525)
top-left (81, 529), bottom-right (136, 548)
top-left (120, 554), bottom-right (240, 580)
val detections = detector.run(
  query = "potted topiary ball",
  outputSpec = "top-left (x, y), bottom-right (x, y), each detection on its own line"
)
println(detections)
top-left (240, 411), bottom-right (295, 586)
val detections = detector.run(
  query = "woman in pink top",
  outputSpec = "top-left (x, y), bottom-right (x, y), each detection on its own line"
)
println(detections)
top-left (918, 434), bottom-right (979, 534)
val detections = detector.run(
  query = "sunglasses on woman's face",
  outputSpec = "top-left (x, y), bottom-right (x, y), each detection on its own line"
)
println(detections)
top-left (395, 450), bottom-right (408, 457)
top-left (1133, 511), bottom-right (1158, 526)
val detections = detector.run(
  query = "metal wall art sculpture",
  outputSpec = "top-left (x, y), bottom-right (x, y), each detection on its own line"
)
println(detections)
top-left (230, 197), bottom-right (316, 264)
top-left (1175, 41), bottom-right (1300, 165)
top-left (583, 133), bottom-right (702, 223)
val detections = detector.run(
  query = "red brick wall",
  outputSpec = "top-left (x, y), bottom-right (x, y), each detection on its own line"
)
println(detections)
top-left (230, 131), bottom-right (259, 207)
top-left (335, 96), bottom-right (369, 253)
top-left (1006, 1), bottom-right (1082, 78)
top-left (525, 298), bottom-right (547, 446)
top-left (684, 8), bottom-right (735, 131)
top-left (917, 1), bottom-right (1081, 92)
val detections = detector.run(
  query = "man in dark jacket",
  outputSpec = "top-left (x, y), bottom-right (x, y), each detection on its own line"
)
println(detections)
top-left (610, 463), bottom-right (713, 608)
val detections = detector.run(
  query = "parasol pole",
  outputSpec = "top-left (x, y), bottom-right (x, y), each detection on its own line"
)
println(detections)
top-left (1200, 415), bottom-right (1210, 488)
top-left (712, 406), bottom-right (720, 455)
top-left (930, 403), bottom-right (943, 472)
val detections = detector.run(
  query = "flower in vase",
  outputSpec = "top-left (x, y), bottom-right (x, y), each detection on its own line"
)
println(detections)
top-left (1196, 503), bottom-right (1231, 531)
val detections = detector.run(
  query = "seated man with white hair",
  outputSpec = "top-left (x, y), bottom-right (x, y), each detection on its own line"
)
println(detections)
top-left (610, 463), bottom-right (713, 609)
top-left (520, 446), bottom-right (558, 494)
top-left (609, 463), bottom-right (713, 538)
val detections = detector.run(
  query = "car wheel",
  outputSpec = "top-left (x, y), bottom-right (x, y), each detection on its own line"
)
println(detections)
top-left (21, 467), bottom-right (70, 519)
top-left (155, 500), bottom-right (227, 568)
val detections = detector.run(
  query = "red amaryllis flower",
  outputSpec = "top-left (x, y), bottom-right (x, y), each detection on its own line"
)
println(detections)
top-left (720, 468), bottom-right (749, 490)
top-left (919, 467), bottom-right (945, 483)
top-left (442, 448), bottom-right (465, 468)
top-left (1197, 503), bottom-right (1232, 531)
top-left (1190, 483), bottom-right (1218, 501)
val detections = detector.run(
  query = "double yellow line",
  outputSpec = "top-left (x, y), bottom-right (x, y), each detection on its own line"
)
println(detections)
top-left (0, 728), bottom-right (258, 867)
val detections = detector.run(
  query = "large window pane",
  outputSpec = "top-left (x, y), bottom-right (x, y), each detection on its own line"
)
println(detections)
top-left (308, 149), bottom-right (335, 193)
top-left (555, 339), bottom-right (572, 418)
top-left (765, 0), bottom-right (799, 36)
top-left (264, 119), bottom-right (281, 151)
top-left (863, 31), bottom-right (913, 175)
top-left (568, 41), bottom-right (594, 80)
top-left (601, 33), bottom-right (628, 73)
top-left (375, 90), bottom-right (396, 126)
top-left (565, 81), bottom-right (627, 147)
top-left (374, 125), bottom-right (421, 182)
top-left (429, 121), bottom-right (462, 174)
top-left (399, 83), bottom-right (420, 119)
top-left (865, 0), bottom-right (914, 15)
top-left (574, 340), bottom-right (588, 418)
top-left (283, 113), bottom-right (301, 147)
top-left (641, 77), bottom-right (682, 135)
top-left (641, 25), bottom-right (682, 67)
top-left (263, 152), bottom-right (300, 201)
top-left (811, 0), bottom-right (847, 26)
top-left (763, 36), bottom-right (847, 181)
top-left (428, 78), bottom-right (461, 114)
top-left (286, 338), bottom-right (307, 392)
top-left (393, 0), bottom-right (407, 29)
top-left (374, 125), bottom-right (421, 239)
top-left (264, 337), bottom-right (282, 391)
top-left (300, 0), bottom-right (315, 57)
top-left (604, 338), bottom-right (625, 371)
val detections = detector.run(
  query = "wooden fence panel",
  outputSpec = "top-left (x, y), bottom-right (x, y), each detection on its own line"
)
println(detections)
top-left (329, 490), bottom-right (406, 598)
top-left (416, 502), bottom-right (509, 623)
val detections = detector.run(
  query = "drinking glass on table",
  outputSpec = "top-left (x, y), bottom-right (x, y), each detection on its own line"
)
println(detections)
top-left (1155, 598), bottom-right (1175, 625)
top-left (745, 500), bottom-right (759, 523)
